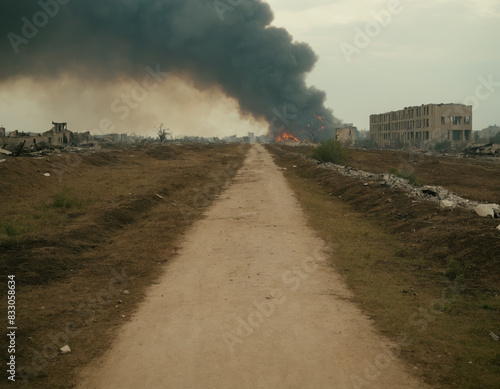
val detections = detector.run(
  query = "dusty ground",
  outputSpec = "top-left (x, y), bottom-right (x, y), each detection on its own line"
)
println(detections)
top-left (1, 143), bottom-right (498, 388)
top-left (347, 148), bottom-right (500, 204)
top-left (268, 145), bottom-right (500, 389)
top-left (0, 143), bottom-right (248, 388)
top-left (77, 144), bottom-right (426, 389)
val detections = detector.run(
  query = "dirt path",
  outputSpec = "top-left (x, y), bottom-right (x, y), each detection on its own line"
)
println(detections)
top-left (77, 144), bottom-right (426, 389)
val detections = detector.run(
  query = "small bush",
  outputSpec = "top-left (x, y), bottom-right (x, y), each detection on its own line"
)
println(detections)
top-left (3, 223), bottom-right (20, 236)
top-left (312, 140), bottom-right (350, 165)
top-left (388, 168), bottom-right (424, 186)
top-left (52, 188), bottom-right (84, 209)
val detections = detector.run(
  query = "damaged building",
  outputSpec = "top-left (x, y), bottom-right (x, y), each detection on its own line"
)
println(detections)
top-left (370, 103), bottom-right (472, 148)
top-left (335, 124), bottom-right (357, 147)
top-left (1, 122), bottom-right (92, 150)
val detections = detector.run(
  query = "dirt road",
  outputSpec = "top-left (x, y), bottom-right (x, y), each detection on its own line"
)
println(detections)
top-left (77, 144), bottom-right (425, 389)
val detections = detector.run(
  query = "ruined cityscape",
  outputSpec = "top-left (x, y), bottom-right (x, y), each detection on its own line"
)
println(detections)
top-left (2, 102), bottom-right (500, 158)
top-left (1, 1), bottom-right (499, 389)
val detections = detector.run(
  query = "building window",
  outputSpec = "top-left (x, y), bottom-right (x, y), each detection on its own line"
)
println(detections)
top-left (441, 116), bottom-right (445, 125)
top-left (453, 117), bottom-right (462, 125)
top-left (464, 116), bottom-right (470, 125)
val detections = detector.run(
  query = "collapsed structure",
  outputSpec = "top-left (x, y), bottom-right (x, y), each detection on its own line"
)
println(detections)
top-left (1, 122), bottom-right (91, 150)
top-left (370, 103), bottom-right (472, 148)
top-left (335, 124), bottom-right (357, 147)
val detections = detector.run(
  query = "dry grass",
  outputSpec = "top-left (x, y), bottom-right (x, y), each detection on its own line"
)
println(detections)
top-left (270, 145), bottom-right (500, 389)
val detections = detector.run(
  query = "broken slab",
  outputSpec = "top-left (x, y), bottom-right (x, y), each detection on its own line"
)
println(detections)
top-left (474, 204), bottom-right (500, 218)
top-left (0, 149), bottom-right (12, 156)
top-left (60, 345), bottom-right (71, 354)
top-left (440, 200), bottom-right (456, 209)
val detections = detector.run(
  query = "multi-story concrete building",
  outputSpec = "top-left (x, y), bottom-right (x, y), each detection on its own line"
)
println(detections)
top-left (370, 103), bottom-right (472, 148)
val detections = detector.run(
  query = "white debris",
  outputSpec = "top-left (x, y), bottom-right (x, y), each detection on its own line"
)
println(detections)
top-left (123, 290), bottom-right (130, 295)
top-left (60, 345), bottom-right (71, 354)
top-left (0, 159), bottom-right (6, 163)
top-left (440, 200), bottom-right (456, 209)
top-left (156, 194), bottom-right (163, 199)
top-left (490, 332), bottom-right (499, 341)
top-left (43, 173), bottom-right (51, 177)
top-left (0, 149), bottom-right (12, 156)
top-left (474, 204), bottom-right (500, 218)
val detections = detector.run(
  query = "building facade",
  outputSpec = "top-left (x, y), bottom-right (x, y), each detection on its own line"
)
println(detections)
top-left (335, 124), bottom-right (357, 147)
top-left (370, 103), bottom-right (472, 148)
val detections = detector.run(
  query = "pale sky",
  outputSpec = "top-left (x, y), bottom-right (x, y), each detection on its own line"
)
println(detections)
top-left (266, 0), bottom-right (500, 131)
top-left (1, 0), bottom-right (499, 136)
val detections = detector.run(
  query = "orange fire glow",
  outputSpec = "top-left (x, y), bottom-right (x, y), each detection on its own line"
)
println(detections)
top-left (275, 131), bottom-right (300, 142)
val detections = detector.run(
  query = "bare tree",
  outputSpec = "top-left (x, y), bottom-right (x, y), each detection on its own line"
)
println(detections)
top-left (155, 123), bottom-right (171, 143)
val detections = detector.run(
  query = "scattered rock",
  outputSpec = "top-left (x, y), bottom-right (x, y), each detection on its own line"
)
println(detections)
top-left (155, 194), bottom-right (163, 199)
top-left (363, 183), bottom-right (369, 186)
top-left (60, 345), bottom-right (71, 354)
top-left (281, 168), bottom-right (287, 171)
top-left (490, 332), bottom-right (499, 341)
top-left (122, 290), bottom-right (130, 295)
top-left (43, 173), bottom-right (51, 177)
top-left (117, 300), bottom-right (123, 304)
top-left (293, 165), bottom-right (297, 168)
top-left (440, 200), bottom-right (455, 209)
top-left (474, 204), bottom-right (500, 218)
top-left (0, 159), bottom-right (5, 163)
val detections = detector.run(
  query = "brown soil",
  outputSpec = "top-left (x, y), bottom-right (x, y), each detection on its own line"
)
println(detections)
top-left (270, 145), bottom-right (500, 293)
top-left (348, 149), bottom-right (500, 204)
top-left (267, 144), bottom-right (500, 389)
top-left (0, 143), bottom-right (248, 389)
top-left (76, 144), bottom-right (426, 389)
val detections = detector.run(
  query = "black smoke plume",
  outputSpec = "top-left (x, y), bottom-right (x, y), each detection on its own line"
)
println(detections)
top-left (0, 0), bottom-right (341, 140)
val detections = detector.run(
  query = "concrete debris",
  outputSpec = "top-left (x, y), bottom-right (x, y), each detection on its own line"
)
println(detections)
top-left (60, 345), bottom-right (71, 354)
top-left (440, 200), bottom-right (455, 209)
top-left (465, 143), bottom-right (500, 157)
top-left (282, 151), bottom-right (496, 218)
top-left (474, 204), bottom-right (500, 218)
top-left (0, 159), bottom-right (6, 163)
top-left (0, 149), bottom-right (12, 155)
top-left (43, 173), bottom-right (51, 177)
top-left (490, 332), bottom-right (499, 341)
top-left (123, 290), bottom-right (130, 295)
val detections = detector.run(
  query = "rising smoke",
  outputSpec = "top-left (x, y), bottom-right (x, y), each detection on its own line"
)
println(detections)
top-left (0, 0), bottom-right (341, 140)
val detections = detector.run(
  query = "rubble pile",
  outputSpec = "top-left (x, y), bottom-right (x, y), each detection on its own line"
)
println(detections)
top-left (285, 149), bottom-right (500, 220)
top-left (465, 143), bottom-right (500, 157)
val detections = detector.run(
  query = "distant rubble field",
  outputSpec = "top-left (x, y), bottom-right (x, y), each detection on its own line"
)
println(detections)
top-left (289, 145), bottom-right (500, 205)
